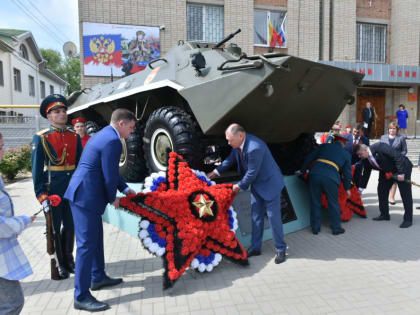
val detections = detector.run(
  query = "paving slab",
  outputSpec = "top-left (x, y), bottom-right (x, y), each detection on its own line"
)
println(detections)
top-left (7, 168), bottom-right (420, 315)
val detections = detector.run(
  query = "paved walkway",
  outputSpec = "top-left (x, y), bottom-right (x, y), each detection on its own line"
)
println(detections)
top-left (9, 169), bottom-right (420, 315)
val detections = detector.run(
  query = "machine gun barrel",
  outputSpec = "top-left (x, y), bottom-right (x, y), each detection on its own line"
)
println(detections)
top-left (215, 29), bottom-right (241, 48)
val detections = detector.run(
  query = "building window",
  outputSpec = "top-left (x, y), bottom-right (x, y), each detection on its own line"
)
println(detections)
top-left (356, 23), bottom-right (386, 63)
top-left (50, 85), bottom-right (54, 95)
top-left (13, 68), bottom-right (21, 92)
top-left (19, 44), bottom-right (29, 60)
top-left (254, 10), bottom-right (287, 48)
top-left (0, 61), bottom-right (3, 86)
top-left (187, 3), bottom-right (224, 43)
top-left (28, 75), bottom-right (35, 96)
top-left (40, 81), bottom-right (45, 99)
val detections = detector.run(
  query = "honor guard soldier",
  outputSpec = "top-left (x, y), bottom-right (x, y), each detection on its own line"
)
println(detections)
top-left (72, 117), bottom-right (91, 148)
top-left (301, 134), bottom-right (352, 235)
top-left (31, 94), bottom-right (83, 279)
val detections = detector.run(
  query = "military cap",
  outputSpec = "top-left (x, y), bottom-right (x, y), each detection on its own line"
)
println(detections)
top-left (71, 117), bottom-right (86, 125)
top-left (40, 94), bottom-right (68, 118)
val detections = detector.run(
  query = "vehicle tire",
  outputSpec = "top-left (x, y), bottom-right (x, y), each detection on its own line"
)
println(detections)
top-left (143, 106), bottom-right (203, 173)
top-left (119, 123), bottom-right (148, 183)
top-left (269, 133), bottom-right (317, 176)
top-left (85, 121), bottom-right (100, 135)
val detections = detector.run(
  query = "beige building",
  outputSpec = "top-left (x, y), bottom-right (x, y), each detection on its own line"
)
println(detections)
top-left (0, 29), bottom-right (67, 116)
top-left (78, 0), bottom-right (420, 137)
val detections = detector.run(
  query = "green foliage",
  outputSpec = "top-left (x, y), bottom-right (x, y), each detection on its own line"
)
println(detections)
top-left (40, 49), bottom-right (81, 96)
top-left (0, 146), bottom-right (32, 180)
top-left (63, 55), bottom-right (81, 95)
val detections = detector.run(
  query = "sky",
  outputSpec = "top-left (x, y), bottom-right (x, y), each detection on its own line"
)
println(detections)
top-left (0, 0), bottom-right (79, 57)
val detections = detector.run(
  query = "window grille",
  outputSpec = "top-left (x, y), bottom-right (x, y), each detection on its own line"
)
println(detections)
top-left (187, 4), bottom-right (224, 43)
top-left (356, 23), bottom-right (386, 63)
top-left (19, 44), bottom-right (29, 60)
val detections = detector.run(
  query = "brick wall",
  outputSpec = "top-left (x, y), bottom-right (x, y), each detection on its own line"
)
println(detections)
top-left (356, 0), bottom-right (391, 20)
top-left (254, 0), bottom-right (287, 7)
top-left (224, 0), bottom-right (254, 55)
top-left (390, 0), bottom-right (420, 66)
top-left (79, 0), bottom-right (186, 88)
top-left (332, 0), bottom-right (356, 61)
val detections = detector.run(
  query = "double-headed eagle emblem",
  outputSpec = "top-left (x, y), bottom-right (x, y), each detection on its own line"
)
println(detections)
top-left (89, 35), bottom-right (115, 64)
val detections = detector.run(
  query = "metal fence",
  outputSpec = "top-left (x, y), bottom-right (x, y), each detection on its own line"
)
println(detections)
top-left (0, 115), bottom-right (50, 149)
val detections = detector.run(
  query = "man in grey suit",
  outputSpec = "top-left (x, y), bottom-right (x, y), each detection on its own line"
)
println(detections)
top-left (208, 124), bottom-right (287, 264)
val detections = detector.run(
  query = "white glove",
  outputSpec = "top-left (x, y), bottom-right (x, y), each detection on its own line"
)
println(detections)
top-left (358, 187), bottom-right (364, 192)
top-left (42, 200), bottom-right (50, 213)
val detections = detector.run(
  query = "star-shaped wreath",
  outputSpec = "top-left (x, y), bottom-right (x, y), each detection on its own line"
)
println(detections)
top-left (119, 152), bottom-right (248, 289)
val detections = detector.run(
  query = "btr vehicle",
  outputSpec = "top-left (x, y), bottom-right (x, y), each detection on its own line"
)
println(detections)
top-left (68, 29), bottom-right (363, 182)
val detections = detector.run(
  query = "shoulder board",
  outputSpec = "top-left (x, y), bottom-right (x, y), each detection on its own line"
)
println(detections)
top-left (36, 128), bottom-right (50, 136)
top-left (66, 127), bottom-right (76, 133)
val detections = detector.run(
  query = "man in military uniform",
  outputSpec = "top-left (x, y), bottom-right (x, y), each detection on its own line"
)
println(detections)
top-left (301, 134), bottom-right (352, 235)
top-left (31, 94), bottom-right (83, 279)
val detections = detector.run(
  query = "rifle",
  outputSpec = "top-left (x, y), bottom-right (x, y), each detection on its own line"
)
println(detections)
top-left (44, 161), bottom-right (61, 280)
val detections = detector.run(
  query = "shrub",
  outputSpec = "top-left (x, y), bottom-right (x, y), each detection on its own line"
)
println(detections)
top-left (0, 145), bottom-right (32, 180)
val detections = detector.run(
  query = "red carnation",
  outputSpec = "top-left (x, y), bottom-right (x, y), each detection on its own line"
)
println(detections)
top-left (385, 172), bottom-right (393, 180)
top-left (48, 195), bottom-right (61, 207)
top-left (168, 270), bottom-right (179, 280)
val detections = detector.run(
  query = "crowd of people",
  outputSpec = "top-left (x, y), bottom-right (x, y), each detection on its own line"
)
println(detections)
top-left (0, 95), bottom-right (418, 313)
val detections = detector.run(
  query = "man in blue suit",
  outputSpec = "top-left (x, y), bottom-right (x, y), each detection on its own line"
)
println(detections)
top-left (301, 134), bottom-right (352, 235)
top-left (64, 109), bottom-right (136, 312)
top-left (208, 124), bottom-right (287, 264)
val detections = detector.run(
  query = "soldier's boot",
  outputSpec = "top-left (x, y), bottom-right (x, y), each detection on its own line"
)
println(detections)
top-left (54, 234), bottom-right (70, 279)
top-left (61, 229), bottom-right (75, 274)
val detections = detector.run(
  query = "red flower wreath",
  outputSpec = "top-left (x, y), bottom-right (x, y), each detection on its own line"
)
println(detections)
top-left (119, 152), bottom-right (248, 289)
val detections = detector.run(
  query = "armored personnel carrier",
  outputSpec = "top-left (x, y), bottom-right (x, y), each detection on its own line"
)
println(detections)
top-left (68, 30), bottom-right (363, 182)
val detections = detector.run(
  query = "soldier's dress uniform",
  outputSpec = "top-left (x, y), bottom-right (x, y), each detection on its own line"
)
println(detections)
top-left (302, 138), bottom-right (352, 234)
top-left (31, 94), bottom-right (83, 278)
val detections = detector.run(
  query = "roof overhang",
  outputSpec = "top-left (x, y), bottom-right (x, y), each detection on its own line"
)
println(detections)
top-left (319, 61), bottom-right (420, 86)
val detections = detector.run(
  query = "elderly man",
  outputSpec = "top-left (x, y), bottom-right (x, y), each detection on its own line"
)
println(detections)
top-left (355, 143), bottom-right (413, 228)
top-left (208, 124), bottom-right (287, 264)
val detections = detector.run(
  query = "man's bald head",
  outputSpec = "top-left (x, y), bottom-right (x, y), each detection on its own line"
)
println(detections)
top-left (225, 123), bottom-right (246, 149)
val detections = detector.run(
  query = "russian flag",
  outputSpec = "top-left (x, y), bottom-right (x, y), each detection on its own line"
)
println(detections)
top-left (268, 20), bottom-right (286, 48)
top-left (83, 34), bottom-right (123, 67)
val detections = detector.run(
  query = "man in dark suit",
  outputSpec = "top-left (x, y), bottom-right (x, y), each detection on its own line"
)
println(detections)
top-left (208, 124), bottom-right (287, 264)
top-left (64, 109), bottom-right (136, 311)
top-left (344, 124), bottom-right (370, 164)
top-left (344, 124), bottom-right (370, 187)
top-left (355, 143), bottom-right (413, 228)
top-left (362, 102), bottom-right (375, 138)
top-left (302, 134), bottom-right (352, 235)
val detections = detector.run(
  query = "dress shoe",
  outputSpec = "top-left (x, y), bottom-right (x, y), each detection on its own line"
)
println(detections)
top-left (388, 201), bottom-right (396, 205)
top-left (64, 261), bottom-right (75, 274)
top-left (246, 249), bottom-right (261, 257)
top-left (74, 295), bottom-right (109, 312)
top-left (91, 276), bottom-right (123, 291)
top-left (312, 229), bottom-right (319, 235)
top-left (57, 266), bottom-right (70, 280)
top-left (399, 221), bottom-right (412, 228)
top-left (372, 215), bottom-right (390, 221)
top-left (416, 206), bottom-right (420, 209)
top-left (332, 228), bottom-right (345, 235)
top-left (274, 251), bottom-right (286, 264)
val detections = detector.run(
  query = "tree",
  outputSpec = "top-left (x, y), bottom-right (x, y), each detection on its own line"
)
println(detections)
top-left (40, 49), bottom-right (81, 95)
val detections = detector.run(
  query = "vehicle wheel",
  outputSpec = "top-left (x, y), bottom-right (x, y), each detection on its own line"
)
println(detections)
top-left (143, 107), bottom-right (203, 173)
top-left (85, 121), bottom-right (100, 135)
top-left (119, 123), bottom-right (148, 183)
top-left (269, 133), bottom-right (317, 176)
